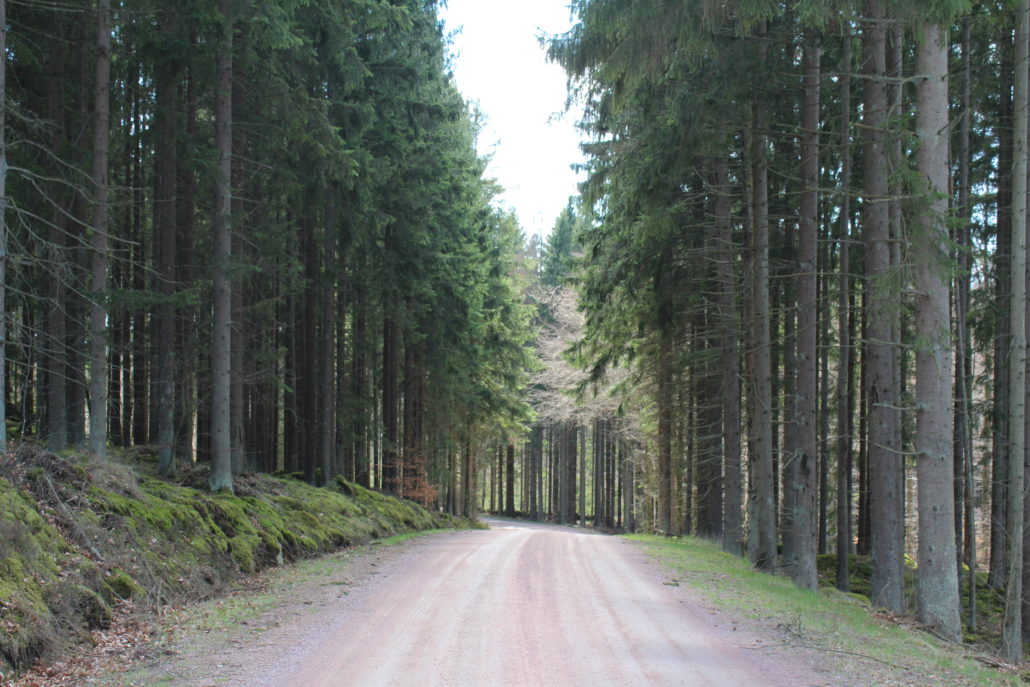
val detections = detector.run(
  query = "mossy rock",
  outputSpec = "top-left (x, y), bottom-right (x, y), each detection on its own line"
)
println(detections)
top-left (104, 570), bottom-right (144, 601)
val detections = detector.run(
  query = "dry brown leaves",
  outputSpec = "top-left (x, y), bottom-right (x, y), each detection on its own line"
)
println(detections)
top-left (2, 603), bottom-right (153, 687)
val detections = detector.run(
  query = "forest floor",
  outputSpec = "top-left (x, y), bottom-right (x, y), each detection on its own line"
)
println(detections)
top-left (49, 518), bottom-right (1008, 687)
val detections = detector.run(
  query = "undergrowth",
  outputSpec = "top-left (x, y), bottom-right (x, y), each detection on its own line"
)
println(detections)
top-left (0, 443), bottom-right (472, 678)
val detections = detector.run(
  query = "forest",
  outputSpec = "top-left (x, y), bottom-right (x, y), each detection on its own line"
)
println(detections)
top-left (3, 0), bottom-right (1030, 674)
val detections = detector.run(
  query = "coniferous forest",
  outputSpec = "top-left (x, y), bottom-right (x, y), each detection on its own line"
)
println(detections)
top-left (8, 0), bottom-right (1030, 676)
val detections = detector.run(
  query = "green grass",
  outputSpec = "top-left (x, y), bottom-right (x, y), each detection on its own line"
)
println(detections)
top-left (630, 534), bottom-right (1019, 687)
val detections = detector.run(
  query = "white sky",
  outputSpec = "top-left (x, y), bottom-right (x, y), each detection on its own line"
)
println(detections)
top-left (439, 0), bottom-right (586, 240)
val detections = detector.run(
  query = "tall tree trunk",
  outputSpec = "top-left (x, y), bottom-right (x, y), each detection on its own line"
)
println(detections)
top-left (835, 29), bottom-right (854, 593)
top-left (335, 276), bottom-right (348, 478)
top-left (781, 292), bottom-right (796, 559)
top-left (1004, 0), bottom-right (1029, 663)
top-left (623, 439), bottom-right (634, 532)
top-left (506, 443), bottom-right (516, 517)
top-left (0, 0), bottom-right (6, 456)
top-left (913, 19), bottom-right (961, 642)
top-left (749, 55), bottom-right (776, 568)
top-left (463, 430), bottom-right (477, 519)
top-left (818, 242), bottom-right (831, 556)
top-left (320, 202), bottom-right (337, 486)
top-left (992, 28), bottom-right (1016, 592)
top-left (176, 57), bottom-right (198, 462)
top-left (530, 426), bottom-right (540, 520)
top-left (155, 7), bottom-right (178, 475)
top-left (209, 0), bottom-right (234, 493)
top-left (283, 281), bottom-right (299, 472)
top-left (88, 0), bottom-right (112, 459)
top-left (579, 425), bottom-right (587, 526)
top-left (698, 359), bottom-right (723, 539)
top-left (230, 108), bottom-right (246, 476)
top-left (790, 31), bottom-right (820, 591)
top-left (863, 0), bottom-right (903, 612)
top-left (657, 333), bottom-right (674, 534)
top-left (352, 282), bottom-right (368, 486)
top-left (46, 23), bottom-right (68, 452)
top-left (714, 157), bottom-right (742, 555)
top-left (956, 15), bottom-right (977, 631)
top-left (565, 422), bottom-right (578, 525)
top-left (301, 214), bottom-right (317, 483)
top-left (382, 289), bottom-right (400, 495)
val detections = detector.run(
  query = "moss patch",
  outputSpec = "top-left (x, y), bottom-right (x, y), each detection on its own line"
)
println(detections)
top-left (0, 443), bottom-right (475, 678)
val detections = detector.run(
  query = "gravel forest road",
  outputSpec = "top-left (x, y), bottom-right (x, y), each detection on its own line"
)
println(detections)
top-left (194, 518), bottom-right (828, 687)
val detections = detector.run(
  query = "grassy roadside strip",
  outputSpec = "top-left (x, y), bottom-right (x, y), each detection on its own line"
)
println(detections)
top-left (629, 534), bottom-right (1018, 687)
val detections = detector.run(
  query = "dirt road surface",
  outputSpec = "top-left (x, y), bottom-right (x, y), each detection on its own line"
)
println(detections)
top-left (139, 520), bottom-right (835, 686)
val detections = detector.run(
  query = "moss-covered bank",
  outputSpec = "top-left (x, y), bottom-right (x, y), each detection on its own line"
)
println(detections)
top-left (0, 444), bottom-right (473, 677)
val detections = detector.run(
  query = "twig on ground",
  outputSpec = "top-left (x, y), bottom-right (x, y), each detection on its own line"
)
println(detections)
top-left (747, 641), bottom-right (912, 672)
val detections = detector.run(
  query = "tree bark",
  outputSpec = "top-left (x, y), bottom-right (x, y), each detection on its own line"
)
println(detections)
top-left (0, 0), bottom-right (6, 456)
top-left (748, 55), bottom-right (776, 568)
top-left (835, 28), bottom-right (854, 593)
top-left (209, 0), bottom-right (234, 493)
top-left (790, 31), bottom-right (820, 591)
top-left (88, 0), bottom-right (112, 459)
top-left (382, 298), bottom-right (400, 494)
top-left (321, 202), bottom-right (337, 485)
top-left (46, 22), bottom-right (69, 453)
top-left (863, 0), bottom-right (903, 612)
top-left (506, 443), bottom-right (516, 517)
top-left (565, 422), bottom-right (578, 525)
top-left (1004, 0), bottom-right (1029, 662)
top-left (301, 214), bottom-right (317, 483)
top-left (463, 430), bottom-right (477, 519)
top-left (956, 15), bottom-right (977, 632)
top-left (991, 33), bottom-right (1016, 590)
top-left (155, 6), bottom-right (178, 476)
top-left (713, 157), bottom-right (742, 555)
top-left (913, 19), bottom-right (961, 642)
top-left (657, 333), bottom-right (674, 534)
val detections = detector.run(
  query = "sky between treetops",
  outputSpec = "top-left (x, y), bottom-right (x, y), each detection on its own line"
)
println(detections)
top-left (439, 0), bottom-right (586, 241)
